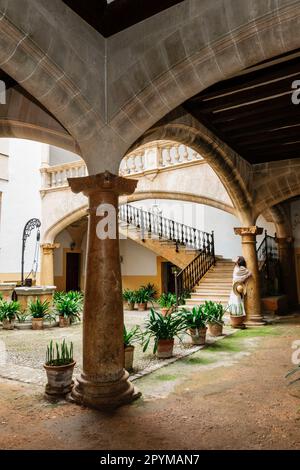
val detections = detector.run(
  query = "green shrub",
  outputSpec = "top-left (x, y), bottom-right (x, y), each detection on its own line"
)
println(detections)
top-left (0, 300), bottom-right (20, 321)
top-left (142, 308), bottom-right (185, 354)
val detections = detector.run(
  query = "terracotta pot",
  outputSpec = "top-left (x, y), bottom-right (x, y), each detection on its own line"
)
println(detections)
top-left (156, 338), bottom-right (174, 358)
top-left (32, 318), bottom-right (44, 330)
top-left (127, 302), bottom-right (135, 310)
top-left (208, 322), bottom-right (223, 337)
top-left (160, 307), bottom-right (172, 316)
top-left (59, 316), bottom-right (71, 328)
top-left (137, 303), bottom-right (147, 311)
top-left (44, 361), bottom-right (76, 397)
top-left (2, 318), bottom-right (15, 330)
top-left (189, 327), bottom-right (207, 345)
top-left (230, 315), bottom-right (246, 329)
top-left (124, 345), bottom-right (134, 371)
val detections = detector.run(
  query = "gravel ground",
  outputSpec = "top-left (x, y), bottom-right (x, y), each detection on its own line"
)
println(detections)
top-left (0, 308), bottom-right (210, 375)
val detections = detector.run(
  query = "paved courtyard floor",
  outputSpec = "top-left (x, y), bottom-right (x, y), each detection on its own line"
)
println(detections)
top-left (0, 313), bottom-right (300, 449)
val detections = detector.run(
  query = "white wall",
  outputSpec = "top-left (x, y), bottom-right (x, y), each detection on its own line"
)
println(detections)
top-left (0, 139), bottom-right (44, 277)
top-left (49, 145), bottom-right (81, 166)
top-left (120, 238), bottom-right (157, 276)
top-left (132, 199), bottom-right (276, 260)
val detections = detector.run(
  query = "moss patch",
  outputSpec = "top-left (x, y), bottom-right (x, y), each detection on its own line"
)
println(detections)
top-left (156, 374), bottom-right (178, 381)
top-left (182, 356), bottom-right (216, 365)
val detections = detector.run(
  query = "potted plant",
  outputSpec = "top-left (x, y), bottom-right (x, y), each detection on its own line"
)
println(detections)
top-left (228, 304), bottom-right (246, 329)
top-left (180, 305), bottom-right (208, 345)
top-left (29, 299), bottom-right (51, 330)
top-left (135, 287), bottom-right (150, 311)
top-left (122, 289), bottom-right (136, 310)
top-left (55, 296), bottom-right (81, 327)
top-left (44, 339), bottom-right (75, 398)
top-left (0, 299), bottom-right (20, 330)
top-left (141, 283), bottom-right (157, 302)
top-left (204, 301), bottom-right (225, 336)
top-left (142, 308), bottom-right (185, 358)
top-left (15, 311), bottom-right (31, 330)
top-left (123, 325), bottom-right (140, 371)
top-left (157, 292), bottom-right (176, 316)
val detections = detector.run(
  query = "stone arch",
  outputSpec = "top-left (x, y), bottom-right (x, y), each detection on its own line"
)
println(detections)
top-left (253, 159), bottom-right (300, 219)
top-left (127, 119), bottom-right (254, 225)
top-left (126, 191), bottom-right (235, 216)
top-left (43, 205), bottom-right (88, 245)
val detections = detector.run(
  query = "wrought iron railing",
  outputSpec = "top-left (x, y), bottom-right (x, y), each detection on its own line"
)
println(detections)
top-left (257, 230), bottom-right (281, 296)
top-left (119, 204), bottom-right (215, 253)
top-left (176, 250), bottom-right (215, 301)
top-left (119, 204), bottom-right (215, 299)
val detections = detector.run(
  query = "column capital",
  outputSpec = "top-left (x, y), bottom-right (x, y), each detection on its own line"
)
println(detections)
top-left (40, 243), bottom-right (60, 254)
top-left (68, 171), bottom-right (137, 197)
top-left (234, 226), bottom-right (263, 236)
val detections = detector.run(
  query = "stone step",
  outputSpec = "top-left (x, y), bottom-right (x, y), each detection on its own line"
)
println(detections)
top-left (193, 288), bottom-right (231, 295)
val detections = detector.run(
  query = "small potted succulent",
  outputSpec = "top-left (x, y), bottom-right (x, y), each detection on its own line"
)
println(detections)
top-left (0, 299), bottom-right (20, 330)
top-left (29, 299), bottom-right (51, 330)
top-left (123, 325), bottom-right (140, 371)
top-left (44, 339), bottom-right (75, 398)
top-left (122, 289), bottom-right (136, 310)
top-left (142, 308), bottom-right (185, 358)
top-left (157, 292), bottom-right (176, 316)
top-left (55, 295), bottom-right (81, 327)
top-left (204, 301), bottom-right (225, 336)
top-left (180, 305), bottom-right (208, 345)
top-left (135, 287), bottom-right (150, 311)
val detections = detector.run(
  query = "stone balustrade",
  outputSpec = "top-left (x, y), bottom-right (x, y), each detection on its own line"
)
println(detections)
top-left (40, 142), bottom-right (203, 191)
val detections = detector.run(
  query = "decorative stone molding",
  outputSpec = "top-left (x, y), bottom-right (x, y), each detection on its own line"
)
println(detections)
top-left (234, 227), bottom-right (264, 237)
top-left (40, 243), bottom-right (60, 255)
top-left (68, 171), bottom-right (137, 197)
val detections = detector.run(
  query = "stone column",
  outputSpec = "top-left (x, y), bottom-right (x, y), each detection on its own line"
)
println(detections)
top-left (68, 171), bottom-right (140, 409)
top-left (276, 236), bottom-right (299, 308)
top-left (40, 243), bottom-right (60, 286)
top-left (234, 226), bottom-right (265, 325)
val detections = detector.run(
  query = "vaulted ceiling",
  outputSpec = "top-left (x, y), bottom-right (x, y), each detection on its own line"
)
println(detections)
top-left (62, 0), bottom-right (184, 37)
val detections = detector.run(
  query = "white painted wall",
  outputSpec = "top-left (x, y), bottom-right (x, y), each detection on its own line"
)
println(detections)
top-left (120, 238), bottom-right (157, 276)
top-left (0, 139), bottom-right (44, 277)
top-left (49, 145), bottom-right (81, 166)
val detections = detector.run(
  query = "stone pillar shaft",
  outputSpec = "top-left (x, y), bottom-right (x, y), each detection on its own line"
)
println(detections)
top-left (276, 237), bottom-right (298, 308)
top-left (68, 171), bottom-right (140, 409)
top-left (234, 226), bottom-right (265, 325)
top-left (40, 243), bottom-right (60, 286)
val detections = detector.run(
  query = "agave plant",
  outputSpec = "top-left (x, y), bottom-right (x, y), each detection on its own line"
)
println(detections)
top-left (203, 301), bottom-right (225, 325)
top-left (0, 300), bottom-right (20, 321)
top-left (141, 283), bottom-right (157, 301)
top-left (55, 297), bottom-right (81, 323)
top-left (28, 299), bottom-right (51, 319)
top-left (135, 287), bottom-right (150, 304)
top-left (157, 292), bottom-right (176, 308)
top-left (180, 305), bottom-right (208, 330)
top-left (142, 308), bottom-right (185, 354)
top-left (45, 339), bottom-right (74, 366)
top-left (123, 325), bottom-right (141, 347)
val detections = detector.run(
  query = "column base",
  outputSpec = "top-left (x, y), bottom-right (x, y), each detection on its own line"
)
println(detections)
top-left (245, 315), bottom-right (266, 326)
top-left (70, 370), bottom-right (141, 410)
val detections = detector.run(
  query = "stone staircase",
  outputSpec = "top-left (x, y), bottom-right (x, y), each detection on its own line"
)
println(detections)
top-left (185, 258), bottom-right (234, 307)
